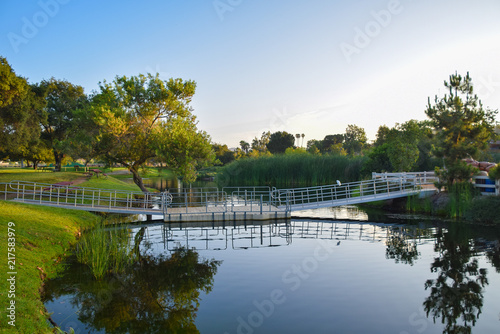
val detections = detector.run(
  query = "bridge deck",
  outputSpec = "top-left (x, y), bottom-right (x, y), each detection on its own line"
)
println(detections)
top-left (1, 173), bottom-right (437, 222)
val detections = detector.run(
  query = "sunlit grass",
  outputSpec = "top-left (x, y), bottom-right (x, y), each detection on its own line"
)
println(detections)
top-left (0, 201), bottom-right (99, 333)
top-left (0, 170), bottom-right (81, 183)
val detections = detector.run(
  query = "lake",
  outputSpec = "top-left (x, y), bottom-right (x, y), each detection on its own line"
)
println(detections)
top-left (42, 208), bottom-right (500, 334)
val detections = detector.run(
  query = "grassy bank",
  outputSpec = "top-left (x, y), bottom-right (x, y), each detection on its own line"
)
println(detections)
top-left (0, 201), bottom-right (99, 333)
top-left (0, 168), bottom-right (155, 332)
top-left (217, 154), bottom-right (368, 188)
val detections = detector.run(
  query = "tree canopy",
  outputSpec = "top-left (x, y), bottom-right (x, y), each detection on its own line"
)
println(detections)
top-left (426, 72), bottom-right (498, 185)
top-left (91, 73), bottom-right (214, 191)
top-left (34, 78), bottom-right (88, 171)
top-left (0, 57), bottom-right (48, 166)
top-left (266, 131), bottom-right (295, 154)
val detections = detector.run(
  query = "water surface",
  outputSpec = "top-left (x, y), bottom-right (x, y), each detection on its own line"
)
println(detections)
top-left (43, 216), bottom-right (500, 334)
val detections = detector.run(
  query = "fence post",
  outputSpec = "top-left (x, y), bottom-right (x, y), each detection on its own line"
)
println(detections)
top-left (260, 195), bottom-right (263, 214)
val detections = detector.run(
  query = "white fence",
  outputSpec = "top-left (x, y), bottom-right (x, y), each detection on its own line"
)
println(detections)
top-left (373, 171), bottom-right (499, 196)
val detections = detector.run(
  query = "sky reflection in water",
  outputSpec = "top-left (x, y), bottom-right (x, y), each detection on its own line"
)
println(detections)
top-left (43, 217), bottom-right (500, 334)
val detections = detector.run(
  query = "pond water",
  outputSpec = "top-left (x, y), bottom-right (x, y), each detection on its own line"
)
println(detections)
top-left (43, 212), bottom-right (500, 334)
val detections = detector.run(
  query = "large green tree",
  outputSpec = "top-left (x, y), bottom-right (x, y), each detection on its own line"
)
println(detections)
top-left (364, 120), bottom-right (435, 173)
top-left (92, 73), bottom-right (214, 192)
top-left (266, 131), bottom-right (295, 154)
top-left (0, 57), bottom-right (47, 165)
top-left (34, 78), bottom-right (88, 171)
top-left (343, 124), bottom-right (367, 155)
top-left (426, 72), bottom-right (497, 185)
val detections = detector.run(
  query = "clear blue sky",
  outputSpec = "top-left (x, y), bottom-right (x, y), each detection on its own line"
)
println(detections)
top-left (1, 0), bottom-right (499, 147)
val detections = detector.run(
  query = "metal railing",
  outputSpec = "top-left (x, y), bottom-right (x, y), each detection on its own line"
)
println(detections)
top-left (1, 181), bottom-right (286, 217)
top-left (1, 173), bottom-right (437, 218)
top-left (372, 171), bottom-right (438, 184)
top-left (273, 176), bottom-right (427, 210)
top-left (2, 180), bottom-right (167, 214)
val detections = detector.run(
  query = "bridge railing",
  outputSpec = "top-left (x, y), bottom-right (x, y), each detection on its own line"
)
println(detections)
top-left (2, 181), bottom-right (284, 216)
top-left (372, 171), bottom-right (438, 185)
top-left (2, 180), bottom-right (166, 213)
top-left (273, 177), bottom-right (419, 209)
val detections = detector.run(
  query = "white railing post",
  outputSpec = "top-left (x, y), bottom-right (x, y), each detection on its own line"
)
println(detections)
top-left (260, 195), bottom-right (263, 214)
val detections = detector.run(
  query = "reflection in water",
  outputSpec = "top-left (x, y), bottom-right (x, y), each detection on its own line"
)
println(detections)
top-left (423, 224), bottom-right (488, 334)
top-left (385, 226), bottom-right (422, 266)
top-left (43, 248), bottom-right (221, 333)
top-left (43, 220), bottom-right (500, 334)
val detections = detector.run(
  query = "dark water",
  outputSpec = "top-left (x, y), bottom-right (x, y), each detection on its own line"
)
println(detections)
top-left (43, 215), bottom-right (500, 334)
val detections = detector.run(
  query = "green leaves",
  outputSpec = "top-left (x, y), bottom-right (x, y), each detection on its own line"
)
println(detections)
top-left (90, 73), bottom-right (211, 190)
top-left (426, 72), bottom-right (498, 185)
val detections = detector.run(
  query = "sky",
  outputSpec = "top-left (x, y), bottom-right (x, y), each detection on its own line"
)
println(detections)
top-left (1, 0), bottom-right (499, 148)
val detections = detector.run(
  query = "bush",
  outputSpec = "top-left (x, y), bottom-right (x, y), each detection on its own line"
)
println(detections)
top-left (488, 164), bottom-right (500, 180)
top-left (463, 196), bottom-right (500, 224)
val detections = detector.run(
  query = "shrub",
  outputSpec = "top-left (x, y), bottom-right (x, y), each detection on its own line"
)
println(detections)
top-left (463, 195), bottom-right (500, 224)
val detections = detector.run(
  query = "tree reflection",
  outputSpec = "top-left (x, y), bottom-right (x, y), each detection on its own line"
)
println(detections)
top-left (423, 225), bottom-right (488, 334)
top-left (385, 226), bottom-right (420, 265)
top-left (43, 248), bottom-right (221, 333)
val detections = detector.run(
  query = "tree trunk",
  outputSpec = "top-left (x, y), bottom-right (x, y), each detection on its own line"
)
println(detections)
top-left (53, 150), bottom-right (63, 172)
top-left (130, 167), bottom-right (148, 193)
top-left (33, 161), bottom-right (39, 170)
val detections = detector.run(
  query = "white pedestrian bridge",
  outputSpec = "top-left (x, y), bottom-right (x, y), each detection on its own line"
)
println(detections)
top-left (1, 172), bottom-right (437, 222)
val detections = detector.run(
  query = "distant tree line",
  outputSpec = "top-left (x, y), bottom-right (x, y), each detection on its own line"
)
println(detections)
top-left (212, 73), bottom-right (498, 190)
top-left (1, 54), bottom-right (497, 191)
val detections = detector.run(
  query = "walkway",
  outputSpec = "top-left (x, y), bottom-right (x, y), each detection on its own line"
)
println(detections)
top-left (1, 172), bottom-right (437, 222)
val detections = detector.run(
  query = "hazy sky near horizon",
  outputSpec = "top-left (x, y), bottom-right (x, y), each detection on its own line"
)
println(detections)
top-left (1, 0), bottom-right (499, 147)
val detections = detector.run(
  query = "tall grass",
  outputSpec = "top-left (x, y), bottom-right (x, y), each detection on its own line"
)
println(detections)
top-left (76, 223), bottom-right (133, 279)
top-left (405, 194), bottom-right (433, 214)
top-left (217, 153), bottom-right (368, 188)
top-left (447, 182), bottom-right (479, 219)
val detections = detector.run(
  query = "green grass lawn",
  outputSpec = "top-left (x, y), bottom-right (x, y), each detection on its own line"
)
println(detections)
top-left (0, 201), bottom-right (99, 333)
top-left (0, 169), bottom-right (82, 184)
top-left (78, 175), bottom-right (153, 192)
top-left (0, 168), bottom-right (161, 332)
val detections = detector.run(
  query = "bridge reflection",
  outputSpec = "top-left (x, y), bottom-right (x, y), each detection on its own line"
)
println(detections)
top-left (132, 219), bottom-right (437, 252)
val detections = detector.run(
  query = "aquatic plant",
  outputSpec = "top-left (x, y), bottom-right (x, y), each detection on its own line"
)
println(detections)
top-left (217, 153), bottom-right (367, 188)
top-left (75, 222), bottom-right (133, 279)
top-left (447, 182), bottom-right (479, 219)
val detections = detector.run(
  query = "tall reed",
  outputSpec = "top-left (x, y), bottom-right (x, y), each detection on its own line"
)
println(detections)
top-left (447, 182), bottom-right (479, 219)
top-left (75, 223), bottom-right (132, 279)
top-left (217, 153), bottom-right (367, 188)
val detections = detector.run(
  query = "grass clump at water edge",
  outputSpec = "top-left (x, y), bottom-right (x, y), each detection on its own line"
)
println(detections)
top-left (75, 222), bottom-right (135, 280)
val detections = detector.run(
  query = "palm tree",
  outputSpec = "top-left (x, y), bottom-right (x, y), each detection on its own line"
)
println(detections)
top-left (301, 134), bottom-right (305, 147)
top-left (295, 134), bottom-right (300, 147)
